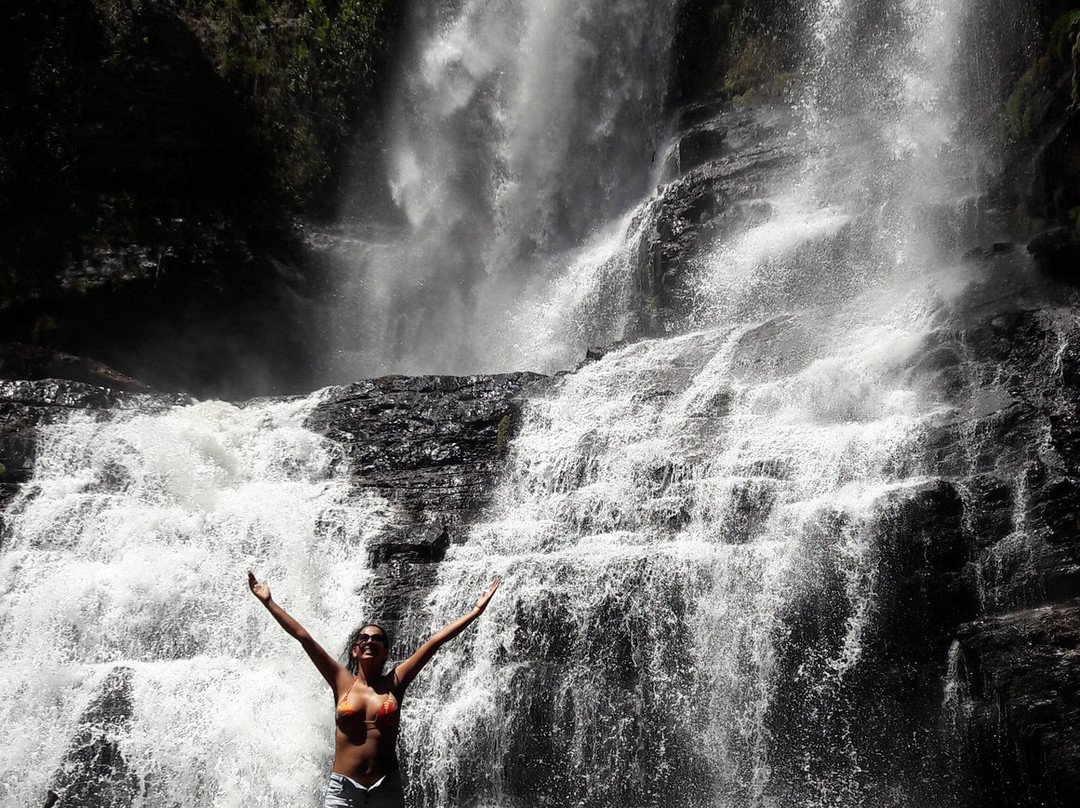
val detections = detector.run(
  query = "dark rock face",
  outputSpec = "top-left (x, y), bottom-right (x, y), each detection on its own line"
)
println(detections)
top-left (714, 243), bottom-right (1080, 806)
top-left (43, 667), bottom-right (139, 808)
top-left (956, 603), bottom-right (1080, 807)
top-left (627, 106), bottom-right (799, 336)
top-left (1028, 225), bottom-right (1080, 283)
top-left (916, 296), bottom-right (1080, 806)
top-left (306, 372), bottom-right (548, 627)
top-left (931, 277), bottom-right (1080, 805)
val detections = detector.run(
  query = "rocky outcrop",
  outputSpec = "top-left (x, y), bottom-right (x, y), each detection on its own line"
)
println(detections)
top-left (933, 268), bottom-right (1080, 805)
top-left (0, 377), bottom-right (190, 520)
top-left (306, 372), bottom-right (548, 624)
top-left (956, 602), bottom-right (1080, 807)
top-left (736, 245), bottom-right (1080, 807)
top-left (42, 667), bottom-right (138, 808)
top-left (628, 105), bottom-right (799, 335)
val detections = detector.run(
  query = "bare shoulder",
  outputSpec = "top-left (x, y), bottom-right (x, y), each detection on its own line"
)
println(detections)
top-left (333, 667), bottom-right (356, 698)
top-left (388, 666), bottom-right (406, 698)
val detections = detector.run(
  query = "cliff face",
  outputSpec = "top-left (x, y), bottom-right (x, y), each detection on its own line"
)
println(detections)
top-left (304, 373), bottom-right (548, 627)
top-left (1, 0), bottom-right (400, 399)
top-left (5, 0), bottom-right (1080, 400)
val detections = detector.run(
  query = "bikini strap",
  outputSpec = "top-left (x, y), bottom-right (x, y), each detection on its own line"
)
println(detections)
top-left (338, 677), bottom-right (359, 705)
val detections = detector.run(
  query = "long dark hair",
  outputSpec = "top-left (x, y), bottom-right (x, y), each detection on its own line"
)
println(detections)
top-left (343, 624), bottom-right (390, 676)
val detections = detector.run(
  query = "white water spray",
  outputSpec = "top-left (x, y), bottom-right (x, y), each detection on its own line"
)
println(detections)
top-left (2, 0), bottom-right (1020, 804)
top-left (394, 0), bottom-right (1001, 805)
top-left (322, 0), bottom-right (679, 381)
top-left (0, 398), bottom-right (390, 808)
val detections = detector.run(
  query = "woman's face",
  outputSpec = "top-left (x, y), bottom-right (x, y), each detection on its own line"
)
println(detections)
top-left (352, 626), bottom-right (390, 664)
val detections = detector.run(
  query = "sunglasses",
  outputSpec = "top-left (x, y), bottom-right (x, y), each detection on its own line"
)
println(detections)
top-left (354, 633), bottom-right (388, 647)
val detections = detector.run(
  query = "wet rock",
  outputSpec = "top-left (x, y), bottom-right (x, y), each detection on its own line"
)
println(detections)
top-left (768, 478), bottom-right (979, 807)
top-left (628, 106), bottom-right (799, 334)
top-left (306, 372), bottom-right (548, 625)
top-left (663, 123), bottom-right (727, 176)
top-left (45, 666), bottom-right (138, 808)
top-left (1028, 226), bottom-right (1080, 283)
top-left (956, 602), bottom-right (1080, 807)
top-left (760, 279), bottom-right (1080, 807)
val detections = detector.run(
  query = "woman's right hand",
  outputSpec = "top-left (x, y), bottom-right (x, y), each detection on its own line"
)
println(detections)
top-left (247, 571), bottom-right (271, 604)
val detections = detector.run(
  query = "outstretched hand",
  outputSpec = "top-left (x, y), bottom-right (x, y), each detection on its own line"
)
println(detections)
top-left (247, 571), bottom-right (271, 604)
top-left (475, 577), bottom-right (501, 613)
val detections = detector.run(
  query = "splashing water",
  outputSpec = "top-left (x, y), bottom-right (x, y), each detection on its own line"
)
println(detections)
top-left (321, 0), bottom-right (679, 381)
top-left (0, 397), bottom-right (391, 808)
top-left (1, 0), bottom-right (1022, 804)
top-left (394, 0), bottom-right (1004, 805)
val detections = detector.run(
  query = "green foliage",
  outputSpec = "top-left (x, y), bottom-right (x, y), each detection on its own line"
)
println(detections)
top-left (1049, 9), bottom-right (1080, 64)
top-left (723, 34), bottom-right (792, 102)
top-left (175, 0), bottom-right (394, 209)
top-left (1002, 8), bottom-right (1080, 143)
top-left (672, 0), bottom-right (802, 106)
top-left (997, 6), bottom-right (1080, 234)
top-left (1071, 205), bottom-right (1080, 230)
top-left (496, 415), bottom-right (512, 456)
top-left (1002, 59), bottom-right (1046, 142)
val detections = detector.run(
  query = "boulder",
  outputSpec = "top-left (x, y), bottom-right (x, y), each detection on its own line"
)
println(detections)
top-left (305, 372), bottom-right (548, 625)
top-left (956, 603), bottom-right (1080, 807)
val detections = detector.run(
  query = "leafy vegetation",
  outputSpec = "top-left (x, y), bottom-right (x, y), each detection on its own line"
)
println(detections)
top-left (672, 0), bottom-right (803, 106)
top-left (0, 0), bottom-right (397, 319)
top-left (176, 0), bottom-right (397, 208)
top-left (999, 6), bottom-right (1080, 232)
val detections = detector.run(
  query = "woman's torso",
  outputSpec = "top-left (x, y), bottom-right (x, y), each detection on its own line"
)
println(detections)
top-left (333, 674), bottom-right (402, 786)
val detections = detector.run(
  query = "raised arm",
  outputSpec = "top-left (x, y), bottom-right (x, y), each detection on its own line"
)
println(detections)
top-left (392, 577), bottom-right (501, 692)
top-left (248, 571), bottom-right (346, 691)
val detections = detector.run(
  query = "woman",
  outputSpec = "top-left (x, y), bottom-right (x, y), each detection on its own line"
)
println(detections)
top-left (247, 570), bottom-right (500, 808)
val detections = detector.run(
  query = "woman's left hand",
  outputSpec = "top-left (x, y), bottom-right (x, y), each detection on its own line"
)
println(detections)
top-left (475, 577), bottom-right (501, 613)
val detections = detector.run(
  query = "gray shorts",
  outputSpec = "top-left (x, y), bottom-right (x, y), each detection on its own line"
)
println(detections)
top-left (323, 771), bottom-right (405, 808)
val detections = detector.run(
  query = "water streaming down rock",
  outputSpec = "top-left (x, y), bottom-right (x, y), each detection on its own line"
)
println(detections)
top-left (400, 311), bottom-right (960, 806)
top-left (392, 0), bottom-right (1026, 806)
top-left (0, 398), bottom-right (392, 808)
top-left (320, 0), bottom-right (679, 380)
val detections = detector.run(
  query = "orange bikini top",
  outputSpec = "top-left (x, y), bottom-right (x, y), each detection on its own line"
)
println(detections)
top-left (335, 677), bottom-right (400, 730)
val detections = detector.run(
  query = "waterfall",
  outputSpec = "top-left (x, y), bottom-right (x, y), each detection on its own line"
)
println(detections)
top-left (400, 315), bottom-right (954, 806)
top-left (396, 0), bottom-right (1003, 807)
top-left (0, 398), bottom-right (390, 807)
top-left (320, 0), bottom-right (679, 381)
top-left (1, 0), bottom-right (1026, 805)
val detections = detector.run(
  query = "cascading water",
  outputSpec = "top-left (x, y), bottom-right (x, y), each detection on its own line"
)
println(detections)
top-left (0, 399), bottom-right (391, 807)
top-left (1, 0), bottom-right (1031, 806)
top-left (320, 0), bottom-right (679, 380)
top-left (393, 0), bottom-right (1009, 807)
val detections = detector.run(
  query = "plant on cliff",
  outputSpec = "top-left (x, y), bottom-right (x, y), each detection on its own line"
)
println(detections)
top-left (0, 0), bottom-right (398, 352)
top-left (999, 5), bottom-right (1080, 232)
top-left (672, 0), bottom-right (803, 107)
top-left (176, 0), bottom-right (397, 211)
